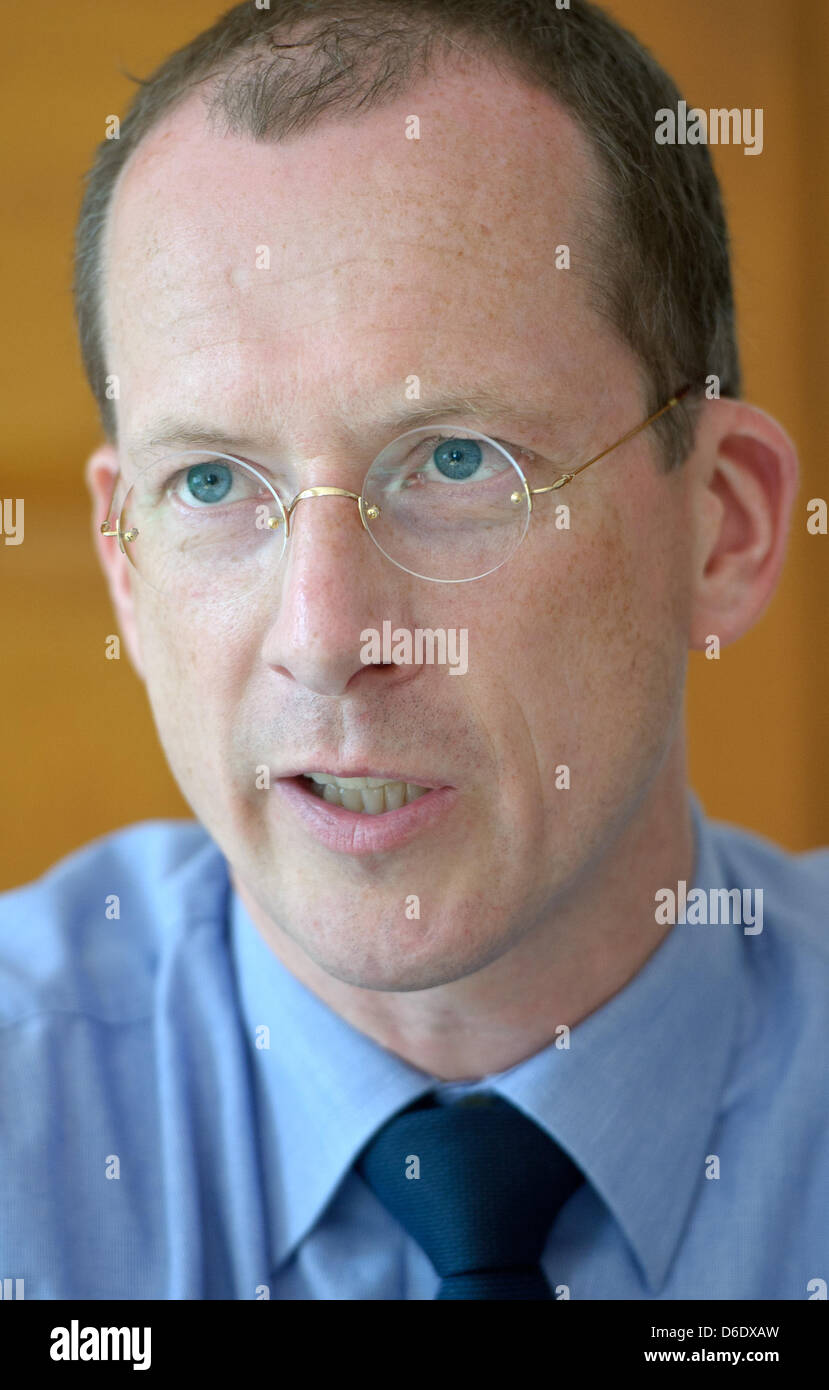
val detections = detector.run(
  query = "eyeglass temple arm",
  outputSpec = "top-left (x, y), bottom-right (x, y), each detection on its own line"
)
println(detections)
top-left (100, 472), bottom-right (120, 532)
top-left (97, 384), bottom-right (693, 538)
top-left (529, 384), bottom-right (693, 497)
top-left (100, 473), bottom-right (141, 551)
top-left (99, 472), bottom-right (124, 548)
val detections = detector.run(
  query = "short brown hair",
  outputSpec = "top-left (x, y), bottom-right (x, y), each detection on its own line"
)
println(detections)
top-left (73, 0), bottom-right (740, 465)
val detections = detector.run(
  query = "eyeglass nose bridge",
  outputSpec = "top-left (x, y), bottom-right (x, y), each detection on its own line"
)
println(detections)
top-left (273, 485), bottom-right (381, 539)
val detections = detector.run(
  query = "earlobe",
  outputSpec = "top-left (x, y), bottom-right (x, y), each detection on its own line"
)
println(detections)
top-left (688, 399), bottom-right (799, 650)
top-left (85, 442), bottom-right (146, 681)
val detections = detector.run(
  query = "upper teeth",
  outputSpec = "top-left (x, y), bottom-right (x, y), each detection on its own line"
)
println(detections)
top-left (308, 775), bottom-right (398, 788)
top-left (304, 772), bottom-right (429, 814)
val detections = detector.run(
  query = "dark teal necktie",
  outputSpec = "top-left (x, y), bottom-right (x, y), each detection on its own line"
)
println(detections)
top-left (355, 1092), bottom-right (584, 1299)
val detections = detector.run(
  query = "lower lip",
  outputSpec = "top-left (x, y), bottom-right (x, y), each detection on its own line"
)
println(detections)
top-left (274, 776), bottom-right (458, 855)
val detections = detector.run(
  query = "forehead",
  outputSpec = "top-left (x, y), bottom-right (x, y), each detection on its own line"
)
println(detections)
top-left (104, 56), bottom-right (609, 450)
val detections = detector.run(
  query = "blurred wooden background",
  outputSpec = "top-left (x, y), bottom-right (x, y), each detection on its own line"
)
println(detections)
top-left (1, 0), bottom-right (827, 889)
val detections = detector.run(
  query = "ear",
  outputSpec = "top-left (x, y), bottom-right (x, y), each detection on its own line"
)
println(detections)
top-left (86, 442), bottom-right (145, 680)
top-left (687, 398), bottom-right (799, 650)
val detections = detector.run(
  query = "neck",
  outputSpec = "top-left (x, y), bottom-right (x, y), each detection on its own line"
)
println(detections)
top-left (233, 739), bottom-right (694, 1081)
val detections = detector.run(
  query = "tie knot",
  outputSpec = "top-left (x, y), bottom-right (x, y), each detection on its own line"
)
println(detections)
top-left (355, 1092), bottom-right (583, 1297)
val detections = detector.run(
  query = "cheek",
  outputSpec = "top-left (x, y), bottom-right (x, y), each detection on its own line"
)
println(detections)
top-left (502, 490), bottom-right (689, 775)
top-left (132, 596), bottom-right (255, 783)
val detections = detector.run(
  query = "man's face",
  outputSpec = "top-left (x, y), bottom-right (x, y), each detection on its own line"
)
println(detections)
top-left (101, 58), bottom-right (694, 990)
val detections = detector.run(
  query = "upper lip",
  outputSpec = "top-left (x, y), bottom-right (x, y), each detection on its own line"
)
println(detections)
top-left (278, 765), bottom-right (448, 788)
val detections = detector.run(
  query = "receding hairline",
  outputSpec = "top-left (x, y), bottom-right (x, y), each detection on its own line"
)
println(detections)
top-left (75, 0), bottom-right (736, 468)
top-left (98, 45), bottom-right (618, 436)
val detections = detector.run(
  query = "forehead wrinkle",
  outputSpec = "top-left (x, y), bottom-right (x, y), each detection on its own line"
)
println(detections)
top-left (125, 384), bottom-right (579, 460)
top-left (104, 75), bottom-right (611, 455)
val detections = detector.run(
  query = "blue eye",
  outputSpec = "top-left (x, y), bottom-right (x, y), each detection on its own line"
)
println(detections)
top-left (186, 462), bottom-right (233, 504)
top-left (432, 438), bottom-right (483, 480)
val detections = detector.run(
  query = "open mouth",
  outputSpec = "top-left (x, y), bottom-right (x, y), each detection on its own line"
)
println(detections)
top-left (298, 773), bottom-right (431, 815)
top-left (275, 771), bottom-right (457, 854)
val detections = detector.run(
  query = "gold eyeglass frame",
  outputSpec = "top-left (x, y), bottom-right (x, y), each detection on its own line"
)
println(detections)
top-left (100, 384), bottom-right (692, 578)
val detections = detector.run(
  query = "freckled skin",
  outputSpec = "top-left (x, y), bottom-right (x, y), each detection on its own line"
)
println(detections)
top-left (87, 55), bottom-right (795, 1077)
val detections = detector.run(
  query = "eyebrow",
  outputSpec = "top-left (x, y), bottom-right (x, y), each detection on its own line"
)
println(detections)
top-left (125, 389), bottom-right (575, 459)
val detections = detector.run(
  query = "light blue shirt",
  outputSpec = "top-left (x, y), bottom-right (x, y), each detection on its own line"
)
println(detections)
top-left (0, 793), bottom-right (827, 1300)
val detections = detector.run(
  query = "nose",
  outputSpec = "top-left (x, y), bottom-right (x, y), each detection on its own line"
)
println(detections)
top-left (258, 480), bottom-right (415, 698)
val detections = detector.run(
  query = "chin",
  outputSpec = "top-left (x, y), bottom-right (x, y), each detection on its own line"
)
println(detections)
top-left (293, 907), bottom-right (514, 994)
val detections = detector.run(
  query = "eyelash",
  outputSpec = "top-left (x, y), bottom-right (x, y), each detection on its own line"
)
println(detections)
top-left (143, 432), bottom-right (549, 505)
top-left (409, 434), bottom-right (540, 470)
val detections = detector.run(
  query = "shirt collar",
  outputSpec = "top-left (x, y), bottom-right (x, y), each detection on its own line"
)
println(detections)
top-left (228, 893), bottom-right (435, 1273)
top-left (228, 790), bottom-right (742, 1291)
top-left (490, 791), bottom-right (744, 1292)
